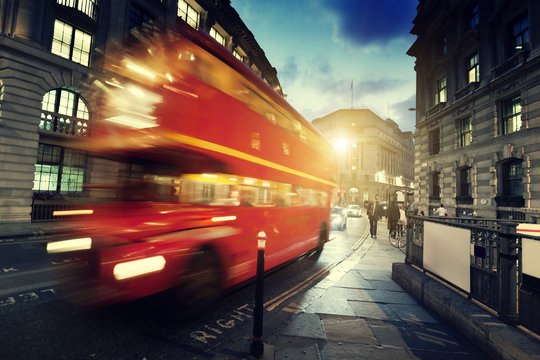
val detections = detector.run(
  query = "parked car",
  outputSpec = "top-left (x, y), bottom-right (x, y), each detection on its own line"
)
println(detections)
top-left (345, 204), bottom-right (362, 217)
top-left (330, 207), bottom-right (347, 231)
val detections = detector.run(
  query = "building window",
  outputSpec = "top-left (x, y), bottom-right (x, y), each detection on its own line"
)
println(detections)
top-left (40, 88), bottom-right (90, 136)
top-left (502, 160), bottom-right (523, 197)
top-left (457, 166), bottom-right (472, 200)
top-left (234, 49), bottom-right (244, 62)
top-left (495, 159), bottom-right (524, 207)
top-left (435, 76), bottom-right (447, 104)
top-left (469, 4), bottom-right (479, 30)
top-left (129, 6), bottom-right (154, 31)
top-left (57, 0), bottom-right (98, 21)
top-left (210, 27), bottom-right (226, 46)
top-left (430, 171), bottom-right (440, 200)
top-left (177, 0), bottom-right (199, 29)
top-left (429, 128), bottom-right (440, 155)
top-left (457, 117), bottom-right (472, 147)
top-left (51, 19), bottom-right (92, 66)
top-left (33, 144), bottom-right (87, 195)
top-left (467, 52), bottom-right (479, 83)
top-left (511, 15), bottom-right (529, 55)
top-left (499, 95), bottom-right (521, 135)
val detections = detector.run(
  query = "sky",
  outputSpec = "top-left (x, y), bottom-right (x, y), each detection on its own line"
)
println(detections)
top-left (230, 0), bottom-right (418, 132)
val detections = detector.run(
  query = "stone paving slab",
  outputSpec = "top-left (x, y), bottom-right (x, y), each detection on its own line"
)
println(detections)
top-left (320, 315), bottom-right (378, 345)
top-left (349, 300), bottom-right (401, 321)
top-left (273, 336), bottom-right (321, 360)
top-left (319, 342), bottom-right (411, 360)
top-left (279, 312), bottom-right (325, 340)
top-left (388, 303), bottom-right (438, 323)
top-left (334, 269), bottom-right (374, 289)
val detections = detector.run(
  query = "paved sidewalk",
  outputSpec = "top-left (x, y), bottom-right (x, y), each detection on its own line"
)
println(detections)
top-left (242, 219), bottom-right (540, 360)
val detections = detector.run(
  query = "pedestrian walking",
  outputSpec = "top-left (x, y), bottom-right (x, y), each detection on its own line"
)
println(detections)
top-left (387, 201), bottom-right (400, 238)
top-left (434, 203), bottom-right (448, 217)
top-left (367, 197), bottom-right (383, 238)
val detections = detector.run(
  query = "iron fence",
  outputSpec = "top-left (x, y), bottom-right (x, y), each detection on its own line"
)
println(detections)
top-left (405, 215), bottom-right (539, 335)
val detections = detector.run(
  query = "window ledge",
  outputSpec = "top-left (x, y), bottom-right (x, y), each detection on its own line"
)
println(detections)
top-left (427, 103), bottom-right (446, 117)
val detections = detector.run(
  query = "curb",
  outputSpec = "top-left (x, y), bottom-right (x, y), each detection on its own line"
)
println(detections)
top-left (392, 262), bottom-right (540, 360)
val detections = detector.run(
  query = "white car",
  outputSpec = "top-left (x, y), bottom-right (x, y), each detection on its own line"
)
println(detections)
top-left (345, 204), bottom-right (362, 217)
top-left (330, 207), bottom-right (347, 231)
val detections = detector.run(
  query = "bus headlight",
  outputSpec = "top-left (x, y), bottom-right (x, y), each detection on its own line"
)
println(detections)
top-left (113, 256), bottom-right (166, 280)
top-left (47, 238), bottom-right (92, 253)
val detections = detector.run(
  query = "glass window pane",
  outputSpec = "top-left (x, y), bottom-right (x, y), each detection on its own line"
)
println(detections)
top-left (60, 166), bottom-right (84, 192)
top-left (42, 90), bottom-right (57, 112)
top-left (33, 164), bottom-right (59, 191)
top-left (58, 89), bottom-right (75, 116)
top-left (77, 98), bottom-right (89, 119)
top-left (72, 29), bottom-right (92, 66)
top-left (52, 20), bottom-right (73, 59)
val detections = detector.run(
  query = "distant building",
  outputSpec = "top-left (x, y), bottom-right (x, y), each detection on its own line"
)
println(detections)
top-left (0, 0), bottom-right (283, 223)
top-left (408, 0), bottom-right (540, 220)
top-left (312, 109), bottom-right (414, 207)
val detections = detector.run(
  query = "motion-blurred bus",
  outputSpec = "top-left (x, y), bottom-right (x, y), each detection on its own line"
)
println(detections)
top-left (46, 21), bottom-right (337, 309)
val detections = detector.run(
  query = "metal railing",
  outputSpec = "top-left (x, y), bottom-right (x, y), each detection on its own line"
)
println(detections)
top-left (405, 215), bottom-right (540, 335)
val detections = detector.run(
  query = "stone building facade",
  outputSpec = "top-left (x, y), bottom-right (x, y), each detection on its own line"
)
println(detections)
top-left (312, 109), bottom-right (414, 207)
top-left (408, 0), bottom-right (540, 220)
top-left (0, 0), bottom-right (283, 223)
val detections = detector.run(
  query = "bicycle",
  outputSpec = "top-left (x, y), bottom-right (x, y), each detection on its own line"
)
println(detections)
top-left (395, 223), bottom-right (410, 254)
top-left (389, 223), bottom-right (407, 254)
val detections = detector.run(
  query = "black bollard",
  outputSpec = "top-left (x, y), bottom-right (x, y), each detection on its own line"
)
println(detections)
top-left (250, 231), bottom-right (266, 359)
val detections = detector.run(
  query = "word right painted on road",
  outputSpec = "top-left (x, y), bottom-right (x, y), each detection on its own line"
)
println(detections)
top-left (190, 304), bottom-right (253, 344)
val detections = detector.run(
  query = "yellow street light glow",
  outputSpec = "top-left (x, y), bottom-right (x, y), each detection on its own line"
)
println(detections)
top-left (113, 256), bottom-right (166, 280)
top-left (202, 173), bottom-right (218, 178)
top-left (47, 238), bottom-right (92, 253)
top-left (333, 139), bottom-right (348, 152)
top-left (211, 216), bottom-right (237, 222)
top-left (166, 73), bottom-right (173, 83)
top-left (53, 209), bottom-right (94, 216)
top-left (126, 62), bottom-right (156, 80)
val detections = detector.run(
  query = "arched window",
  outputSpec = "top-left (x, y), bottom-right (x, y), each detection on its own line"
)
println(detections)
top-left (40, 88), bottom-right (90, 136)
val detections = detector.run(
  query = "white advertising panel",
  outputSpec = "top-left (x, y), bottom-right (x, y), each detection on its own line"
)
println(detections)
top-left (522, 238), bottom-right (540, 279)
top-left (423, 222), bottom-right (471, 292)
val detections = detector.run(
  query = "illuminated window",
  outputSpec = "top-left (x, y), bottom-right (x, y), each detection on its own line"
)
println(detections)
top-left (210, 27), bottom-right (226, 46)
top-left (40, 88), bottom-right (90, 136)
top-left (467, 52), bottom-right (479, 83)
top-left (435, 76), bottom-right (447, 104)
top-left (511, 15), bottom-right (529, 55)
top-left (457, 117), bottom-right (471, 147)
top-left (51, 19), bottom-right (92, 66)
top-left (57, 0), bottom-right (98, 21)
top-left (233, 50), bottom-right (244, 62)
top-left (33, 144), bottom-right (86, 194)
top-left (177, 0), bottom-right (199, 28)
top-left (500, 95), bottom-right (521, 135)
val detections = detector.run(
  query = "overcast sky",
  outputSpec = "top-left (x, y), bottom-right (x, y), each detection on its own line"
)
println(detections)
top-left (230, 0), bottom-right (418, 132)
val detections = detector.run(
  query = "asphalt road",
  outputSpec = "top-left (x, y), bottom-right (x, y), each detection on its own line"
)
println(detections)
top-left (0, 216), bottom-right (489, 359)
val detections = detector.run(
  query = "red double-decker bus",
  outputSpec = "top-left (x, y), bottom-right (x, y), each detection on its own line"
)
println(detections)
top-left (47, 21), bottom-right (337, 309)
